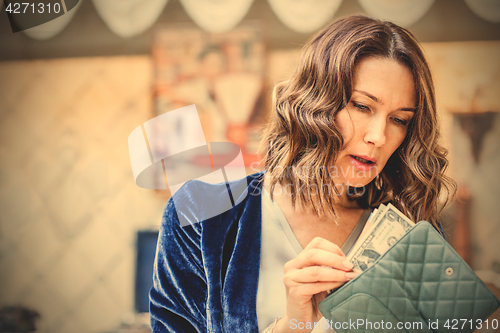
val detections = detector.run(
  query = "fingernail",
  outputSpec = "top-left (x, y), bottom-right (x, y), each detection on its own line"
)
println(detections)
top-left (346, 272), bottom-right (357, 280)
top-left (342, 260), bottom-right (354, 270)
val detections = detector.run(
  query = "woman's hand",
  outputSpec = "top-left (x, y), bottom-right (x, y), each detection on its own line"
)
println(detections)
top-left (273, 237), bottom-right (357, 333)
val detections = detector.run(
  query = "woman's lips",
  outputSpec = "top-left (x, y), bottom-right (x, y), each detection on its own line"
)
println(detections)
top-left (349, 155), bottom-right (376, 171)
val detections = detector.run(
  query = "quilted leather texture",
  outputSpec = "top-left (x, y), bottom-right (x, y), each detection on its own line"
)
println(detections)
top-left (319, 221), bottom-right (500, 333)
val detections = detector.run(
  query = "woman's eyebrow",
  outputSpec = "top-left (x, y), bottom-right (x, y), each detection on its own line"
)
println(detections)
top-left (353, 89), bottom-right (416, 112)
top-left (354, 89), bottom-right (380, 103)
top-left (400, 107), bottom-right (417, 112)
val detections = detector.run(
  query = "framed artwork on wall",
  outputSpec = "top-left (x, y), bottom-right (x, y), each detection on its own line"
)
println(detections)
top-left (153, 22), bottom-right (265, 158)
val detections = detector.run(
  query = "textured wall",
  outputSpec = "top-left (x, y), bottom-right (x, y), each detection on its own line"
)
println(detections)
top-left (0, 56), bottom-right (165, 333)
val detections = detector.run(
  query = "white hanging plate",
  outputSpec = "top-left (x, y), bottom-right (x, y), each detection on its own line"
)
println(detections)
top-left (179, 0), bottom-right (254, 33)
top-left (23, 0), bottom-right (82, 40)
top-left (268, 0), bottom-right (343, 33)
top-left (358, 0), bottom-right (435, 27)
top-left (464, 0), bottom-right (500, 23)
top-left (92, 0), bottom-right (169, 38)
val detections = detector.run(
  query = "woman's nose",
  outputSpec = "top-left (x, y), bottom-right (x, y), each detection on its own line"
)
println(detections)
top-left (364, 116), bottom-right (386, 147)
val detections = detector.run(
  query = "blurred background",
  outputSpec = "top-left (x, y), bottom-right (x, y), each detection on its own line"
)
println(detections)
top-left (0, 0), bottom-right (499, 332)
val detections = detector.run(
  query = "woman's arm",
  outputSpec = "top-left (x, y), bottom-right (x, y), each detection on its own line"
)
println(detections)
top-left (149, 198), bottom-right (207, 333)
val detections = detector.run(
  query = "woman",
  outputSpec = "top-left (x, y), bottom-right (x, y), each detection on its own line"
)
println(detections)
top-left (149, 15), bottom-right (456, 333)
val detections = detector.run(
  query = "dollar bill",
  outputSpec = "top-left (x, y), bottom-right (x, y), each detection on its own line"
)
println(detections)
top-left (347, 203), bottom-right (415, 274)
top-left (345, 205), bottom-right (383, 257)
top-left (359, 204), bottom-right (386, 240)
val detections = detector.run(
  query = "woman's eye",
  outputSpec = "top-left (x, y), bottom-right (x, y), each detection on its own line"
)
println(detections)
top-left (352, 102), bottom-right (369, 112)
top-left (392, 117), bottom-right (408, 126)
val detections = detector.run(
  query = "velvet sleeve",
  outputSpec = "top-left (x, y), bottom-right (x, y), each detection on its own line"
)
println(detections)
top-left (149, 197), bottom-right (207, 333)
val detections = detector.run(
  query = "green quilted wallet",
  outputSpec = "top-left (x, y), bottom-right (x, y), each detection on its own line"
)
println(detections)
top-left (318, 221), bottom-right (499, 333)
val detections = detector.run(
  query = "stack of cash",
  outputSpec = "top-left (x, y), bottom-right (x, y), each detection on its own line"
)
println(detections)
top-left (346, 203), bottom-right (415, 274)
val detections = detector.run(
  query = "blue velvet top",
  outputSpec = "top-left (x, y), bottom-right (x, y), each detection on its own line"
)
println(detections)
top-left (149, 171), bottom-right (264, 332)
top-left (149, 171), bottom-right (445, 332)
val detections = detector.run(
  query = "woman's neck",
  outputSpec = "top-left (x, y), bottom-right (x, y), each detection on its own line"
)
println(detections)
top-left (263, 176), bottom-right (365, 250)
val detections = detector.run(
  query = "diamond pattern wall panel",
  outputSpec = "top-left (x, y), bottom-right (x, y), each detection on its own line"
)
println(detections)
top-left (0, 56), bottom-right (166, 333)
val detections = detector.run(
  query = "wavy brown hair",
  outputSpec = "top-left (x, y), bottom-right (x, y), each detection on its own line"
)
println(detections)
top-left (261, 15), bottom-right (456, 231)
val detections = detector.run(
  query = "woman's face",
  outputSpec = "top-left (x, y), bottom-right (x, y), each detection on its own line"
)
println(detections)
top-left (334, 57), bottom-right (416, 187)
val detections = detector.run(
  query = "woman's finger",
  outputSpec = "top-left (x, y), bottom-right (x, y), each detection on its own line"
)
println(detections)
top-left (287, 248), bottom-right (353, 271)
top-left (284, 266), bottom-right (357, 284)
top-left (287, 281), bottom-right (347, 298)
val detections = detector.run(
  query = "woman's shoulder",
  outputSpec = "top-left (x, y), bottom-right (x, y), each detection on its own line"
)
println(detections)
top-left (163, 170), bottom-right (265, 228)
